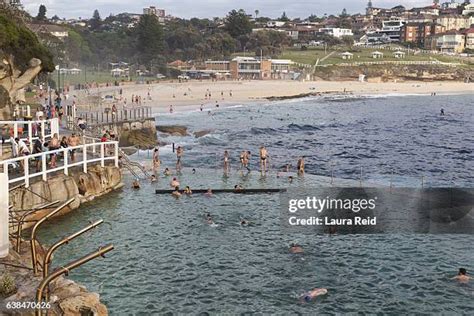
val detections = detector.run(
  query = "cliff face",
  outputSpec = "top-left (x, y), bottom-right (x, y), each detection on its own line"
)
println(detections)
top-left (314, 64), bottom-right (474, 82)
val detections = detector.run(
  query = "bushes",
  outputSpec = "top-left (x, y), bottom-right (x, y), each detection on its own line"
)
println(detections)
top-left (0, 273), bottom-right (17, 298)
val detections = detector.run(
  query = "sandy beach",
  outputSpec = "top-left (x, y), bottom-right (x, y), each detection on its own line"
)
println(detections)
top-left (80, 80), bottom-right (473, 113)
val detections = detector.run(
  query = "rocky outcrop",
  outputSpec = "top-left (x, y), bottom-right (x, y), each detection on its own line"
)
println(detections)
top-left (1, 245), bottom-right (107, 316)
top-left (314, 64), bottom-right (473, 82)
top-left (89, 119), bottom-right (158, 149)
top-left (156, 125), bottom-right (188, 136)
top-left (194, 130), bottom-right (213, 138)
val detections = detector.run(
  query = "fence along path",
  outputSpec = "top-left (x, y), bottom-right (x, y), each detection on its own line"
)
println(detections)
top-left (1, 139), bottom-right (119, 188)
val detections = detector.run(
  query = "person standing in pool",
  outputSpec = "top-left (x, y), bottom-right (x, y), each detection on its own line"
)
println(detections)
top-left (223, 150), bottom-right (230, 173)
top-left (176, 146), bottom-right (184, 171)
top-left (240, 151), bottom-right (246, 169)
top-left (152, 147), bottom-right (160, 172)
top-left (259, 146), bottom-right (268, 173)
top-left (440, 108), bottom-right (445, 116)
top-left (297, 157), bottom-right (305, 175)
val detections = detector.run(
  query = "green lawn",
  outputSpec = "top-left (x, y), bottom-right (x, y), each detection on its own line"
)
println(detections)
top-left (279, 47), bottom-right (473, 67)
top-left (51, 70), bottom-right (139, 87)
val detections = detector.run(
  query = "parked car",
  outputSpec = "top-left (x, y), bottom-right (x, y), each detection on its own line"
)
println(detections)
top-left (156, 73), bottom-right (166, 79)
top-left (177, 75), bottom-right (190, 80)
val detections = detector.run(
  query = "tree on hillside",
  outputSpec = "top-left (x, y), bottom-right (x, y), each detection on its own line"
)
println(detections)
top-left (0, 15), bottom-right (54, 72)
top-left (90, 9), bottom-right (102, 30)
top-left (224, 9), bottom-right (252, 38)
top-left (36, 4), bottom-right (47, 21)
top-left (255, 9), bottom-right (259, 19)
top-left (340, 8), bottom-right (348, 17)
top-left (280, 12), bottom-right (289, 22)
top-left (135, 14), bottom-right (164, 64)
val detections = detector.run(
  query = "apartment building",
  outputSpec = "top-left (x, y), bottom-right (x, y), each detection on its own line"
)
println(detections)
top-left (427, 31), bottom-right (466, 53)
top-left (436, 15), bottom-right (474, 31)
top-left (401, 22), bottom-right (445, 46)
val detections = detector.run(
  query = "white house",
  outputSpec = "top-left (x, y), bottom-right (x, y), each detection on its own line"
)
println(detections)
top-left (319, 28), bottom-right (354, 38)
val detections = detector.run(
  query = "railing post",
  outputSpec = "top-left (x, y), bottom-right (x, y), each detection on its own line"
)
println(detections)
top-left (28, 123), bottom-right (33, 152)
top-left (42, 153), bottom-right (47, 181)
top-left (114, 142), bottom-right (118, 167)
top-left (24, 156), bottom-right (29, 188)
top-left (63, 148), bottom-right (68, 176)
top-left (93, 141), bottom-right (96, 154)
top-left (100, 143), bottom-right (105, 167)
top-left (83, 144), bottom-right (88, 173)
top-left (13, 122), bottom-right (18, 138)
top-left (41, 123), bottom-right (45, 143)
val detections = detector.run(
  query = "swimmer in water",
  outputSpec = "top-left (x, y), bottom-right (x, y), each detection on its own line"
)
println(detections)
top-left (452, 268), bottom-right (470, 282)
top-left (288, 176), bottom-right (294, 183)
top-left (184, 186), bottom-right (192, 195)
top-left (205, 189), bottom-right (213, 197)
top-left (192, 168), bottom-right (196, 174)
top-left (150, 175), bottom-right (157, 183)
top-left (172, 186), bottom-right (181, 197)
top-left (234, 184), bottom-right (243, 192)
top-left (301, 288), bottom-right (328, 302)
top-left (240, 219), bottom-right (249, 226)
top-left (289, 243), bottom-right (304, 254)
top-left (440, 108), bottom-right (445, 116)
top-left (132, 179), bottom-right (140, 189)
top-left (205, 213), bottom-right (215, 225)
top-left (170, 177), bottom-right (180, 188)
top-left (164, 168), bottom-right (171, 176)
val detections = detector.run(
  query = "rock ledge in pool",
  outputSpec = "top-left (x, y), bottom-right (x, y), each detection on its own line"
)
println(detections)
top-left (194, 129), bottom-right (213, 138)
top-left (156, 125), bottom-right (189, 136)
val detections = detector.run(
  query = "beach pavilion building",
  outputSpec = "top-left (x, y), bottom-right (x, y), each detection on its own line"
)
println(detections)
top-left (205, 57), bottom-right (296, 80)
top-left (341, 52), bottom-right (354, 60)
top-left (372, 51), bottom-right (384, 59)
top-left (393, 51), bottom-right (406, 58)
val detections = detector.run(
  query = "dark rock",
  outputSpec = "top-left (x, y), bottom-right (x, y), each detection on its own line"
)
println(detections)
top-left (194, 130), bottom-right (213, 138)
top-left (156, 125), bottom-right (188, 136)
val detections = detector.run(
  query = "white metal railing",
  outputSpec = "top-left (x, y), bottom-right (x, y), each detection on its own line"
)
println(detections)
top-left (0, 140), bottom-right (118, 188)
top-left (0, 118), bottom-right (59, 153)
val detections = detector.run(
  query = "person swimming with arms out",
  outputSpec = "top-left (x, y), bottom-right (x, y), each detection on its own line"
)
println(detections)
top-left (452, 268), bottom-right (470, 282)
top-left (164, 167), bottom-right (171, 176)
top-left (300, 288), bottom-right (328, 303)
top-left (150, 175), bottom-right (157, 183)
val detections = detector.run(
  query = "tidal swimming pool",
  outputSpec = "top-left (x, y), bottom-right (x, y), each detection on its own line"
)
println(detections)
top-left (38, 95), bottom-right (473, 314)
top-left (38, 170), bottom-right (473, 314)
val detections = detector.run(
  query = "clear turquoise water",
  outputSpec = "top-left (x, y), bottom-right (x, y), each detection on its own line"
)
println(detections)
top-left (38, 95), bottom-right (474, 314)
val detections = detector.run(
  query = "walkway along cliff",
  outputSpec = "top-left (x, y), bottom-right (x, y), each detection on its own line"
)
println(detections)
top-left (1, 117), bottom-right (123, 315)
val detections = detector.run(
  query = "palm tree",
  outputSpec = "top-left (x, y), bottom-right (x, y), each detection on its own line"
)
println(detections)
top-left (255, 9), bottom-right (259, 19)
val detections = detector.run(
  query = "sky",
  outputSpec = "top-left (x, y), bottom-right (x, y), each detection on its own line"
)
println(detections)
top-left (21, 0), bottom-right (434, 19)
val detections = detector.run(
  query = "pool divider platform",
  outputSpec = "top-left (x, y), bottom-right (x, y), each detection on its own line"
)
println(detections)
top-left (155, 188), bottom-right (287, 194)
